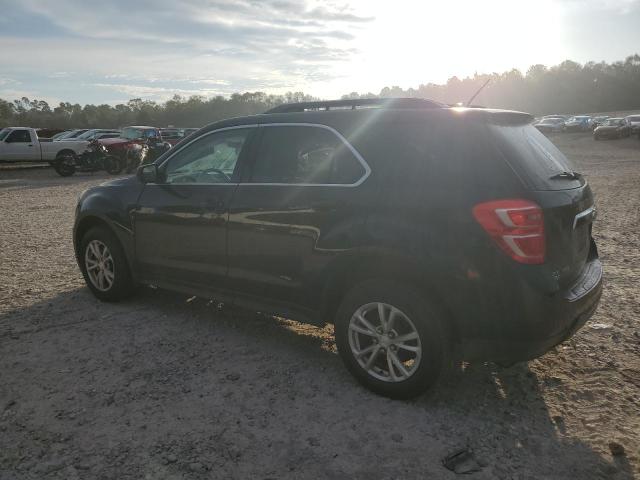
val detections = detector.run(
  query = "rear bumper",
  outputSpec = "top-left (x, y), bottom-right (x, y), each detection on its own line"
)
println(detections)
top-left (457, 256), bottom-right (603, 363)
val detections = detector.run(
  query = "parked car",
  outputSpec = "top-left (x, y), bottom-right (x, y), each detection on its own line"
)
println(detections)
top-left (54, 129), bottom-right (90, 141)
top-left (159, 128), bottom-right (185, 146)
top-left (0, 127), bottom-right (87, 163)
top-left (94, 132), bottom-right (121, 140)
top-left (564, 116), bottom-right (592, 132)
top-left (51, 130), bottom-right (71, 140)
top-left (35, 128), bottom-right (66, 139)
top-left (74, 129), bottom-right (121, 141)
top-left (591, 116), bottom-right (609, 129)
top-left (624, 115), bottom-right (640, 133)
top-left (73, 98), bottom-right (602, 399)
top-left (593, 118), bottom-right (631, 140)
top-left (534, 117), bottom-right (565, 134)
top-left (541, 114), bottom-right (569, 121)
top-left (97, 126), bottom-right (162, 155)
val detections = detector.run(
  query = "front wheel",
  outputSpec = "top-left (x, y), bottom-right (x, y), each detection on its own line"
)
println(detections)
top-left (79, 226), bottom-right (134, 301)
top-left (334, 280), bottom-right (446, 399)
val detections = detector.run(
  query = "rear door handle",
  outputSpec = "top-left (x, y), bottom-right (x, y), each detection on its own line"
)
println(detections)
top-left (201, 197), bottom-right (226, 213)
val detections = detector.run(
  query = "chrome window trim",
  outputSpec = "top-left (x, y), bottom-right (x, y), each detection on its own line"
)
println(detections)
top-left (154, 122), bottom-right (371, 188)
top-left (239, 123), bottom-right (371, 187)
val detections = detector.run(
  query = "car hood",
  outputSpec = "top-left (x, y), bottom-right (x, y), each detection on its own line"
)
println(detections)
top-left (595, 125), bottom-right (618, 131)
top-left (99, 175), bottom-right (139, 188)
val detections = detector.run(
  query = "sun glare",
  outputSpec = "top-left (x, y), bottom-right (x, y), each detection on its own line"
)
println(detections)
top-left (317, 0), bottom-right (565, 97)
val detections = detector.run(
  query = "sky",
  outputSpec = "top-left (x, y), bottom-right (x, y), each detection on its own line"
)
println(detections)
top-left (0, 0), bottom-right (639, 105)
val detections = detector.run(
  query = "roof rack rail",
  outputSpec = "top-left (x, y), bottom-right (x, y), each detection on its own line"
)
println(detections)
top-left (265, 97), bottom-right (447, 114)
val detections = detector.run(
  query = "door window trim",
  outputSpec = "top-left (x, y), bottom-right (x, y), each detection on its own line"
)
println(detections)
top-left (240, 123), bottom-right (371, 187)
top-left (156, 122), bottom-right (371, 188)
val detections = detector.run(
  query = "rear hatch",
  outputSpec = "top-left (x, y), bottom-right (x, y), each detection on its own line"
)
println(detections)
top-left (489, 123), bottom-right (595, 289)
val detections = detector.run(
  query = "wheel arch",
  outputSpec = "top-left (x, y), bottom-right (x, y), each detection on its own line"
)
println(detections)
top-left (55, 148), bottom-right (77, 159)
top-left (320, 251), bottom-right (459, 341)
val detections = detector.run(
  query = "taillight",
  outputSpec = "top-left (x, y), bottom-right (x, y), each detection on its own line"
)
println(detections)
top-left (472, 199), bottom-right (545, 264)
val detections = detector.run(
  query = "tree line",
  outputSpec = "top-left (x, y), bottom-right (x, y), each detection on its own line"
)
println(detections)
top-left (1, 55), bottom-right (639, 129)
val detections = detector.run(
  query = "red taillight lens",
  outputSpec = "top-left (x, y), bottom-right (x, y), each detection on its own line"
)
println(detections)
top-left (472, 199), bottom-right (545, 264)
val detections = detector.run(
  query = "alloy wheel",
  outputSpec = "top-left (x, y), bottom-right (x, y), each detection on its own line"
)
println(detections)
top-left (85, 239), bottom-right (115, 291)
top-left (347, 302), bottom-right (422, 382)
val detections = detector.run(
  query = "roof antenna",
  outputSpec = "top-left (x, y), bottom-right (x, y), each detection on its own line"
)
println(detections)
top-left (466, 78), bottom-right (490, 107)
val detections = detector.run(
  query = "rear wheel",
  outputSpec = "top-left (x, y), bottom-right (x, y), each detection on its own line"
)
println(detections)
top-left (334, 280), bottom-right (446, 399)
top-left (53, 152), bottom-right (76, 176)
top-left (79, 226), bottom-right (134, 301)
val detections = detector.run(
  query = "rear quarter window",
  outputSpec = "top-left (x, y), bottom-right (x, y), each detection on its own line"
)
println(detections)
top-left (352, 116), bottom-right (522, 203)
top-left (489, 124), bottom-right (582, 191)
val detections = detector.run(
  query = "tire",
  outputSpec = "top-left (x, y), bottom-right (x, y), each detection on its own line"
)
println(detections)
top-left (104, 155), bottom-right (123, 175)
top-left (79, 226), bottom-right (134, 302)
top-left (334, 279), bottom-right (447, 399)
top-left (54, 153), bottom-right (76, 177)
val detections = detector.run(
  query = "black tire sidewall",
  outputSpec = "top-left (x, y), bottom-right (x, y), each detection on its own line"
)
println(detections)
top-left (334, 280), bottom-right (446, 399)
top-left (54, 155), bottom-right (76, 176)
top-left (79, 226), bottom-right (133, 301)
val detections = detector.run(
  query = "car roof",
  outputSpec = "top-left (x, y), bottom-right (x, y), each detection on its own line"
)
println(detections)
top-left (197, 99), bottom-right (533, 134)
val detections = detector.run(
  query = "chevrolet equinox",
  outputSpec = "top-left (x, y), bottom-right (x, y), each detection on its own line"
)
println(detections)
top-left (73, 98), bottom-right (603, 398)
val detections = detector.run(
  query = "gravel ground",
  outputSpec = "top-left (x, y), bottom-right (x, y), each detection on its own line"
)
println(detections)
top-left (0, 133), bottom-right (638, 479)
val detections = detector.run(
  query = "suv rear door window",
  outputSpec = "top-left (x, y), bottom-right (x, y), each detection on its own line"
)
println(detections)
top-left (249, 125), bottom-right (366, 185)
top-left (490, 124), bottom-right (582, 191)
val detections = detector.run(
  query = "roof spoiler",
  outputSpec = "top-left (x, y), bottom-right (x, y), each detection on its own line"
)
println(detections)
top-left (486, 110), bottom-right (533, 126)
top-left (265, 97), bottom-right (447, 114)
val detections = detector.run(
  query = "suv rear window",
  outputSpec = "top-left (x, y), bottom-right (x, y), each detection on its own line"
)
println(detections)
top-left (489, 124), bottom-right (582, 191)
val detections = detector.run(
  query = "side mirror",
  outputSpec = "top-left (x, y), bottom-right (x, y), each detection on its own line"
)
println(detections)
top-left (137, 164), bottom-right (159, 183)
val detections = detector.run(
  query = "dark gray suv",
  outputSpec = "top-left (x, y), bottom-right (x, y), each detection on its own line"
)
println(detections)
top-left (73, 98), bottom-right (602, 398)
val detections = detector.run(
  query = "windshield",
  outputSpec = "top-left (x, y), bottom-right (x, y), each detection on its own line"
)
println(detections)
top-left (75, 130), bottom-right (97, 140)
top-left (122, 127), bottom-right (157, 140)
top-left (66, 129), bottom-right (88, 138)
top-left (605, 119), bottom-right (623, 126)
top-left (0, 128), bottom-right (9, 141)
top-left (627, 116), bottom-right (640, 122)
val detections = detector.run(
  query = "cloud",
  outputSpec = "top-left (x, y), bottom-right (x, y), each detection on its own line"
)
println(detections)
top-left (0, 0), bottom-right (373, 103)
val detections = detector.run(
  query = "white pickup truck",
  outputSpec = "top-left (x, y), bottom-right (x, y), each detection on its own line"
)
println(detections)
top-left (0, 127), bottom-right (88, 163)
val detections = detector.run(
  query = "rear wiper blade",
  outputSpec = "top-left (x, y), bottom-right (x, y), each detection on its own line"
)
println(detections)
top-left (549, 171), bottom-right (582, 180)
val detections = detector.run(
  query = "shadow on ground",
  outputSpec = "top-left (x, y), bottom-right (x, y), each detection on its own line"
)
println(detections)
top-left (0, 287), bottom-right (634, 479)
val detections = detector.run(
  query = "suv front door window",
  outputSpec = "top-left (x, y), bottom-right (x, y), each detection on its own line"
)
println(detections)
top-left (165, 128), bottom-right (249, 184)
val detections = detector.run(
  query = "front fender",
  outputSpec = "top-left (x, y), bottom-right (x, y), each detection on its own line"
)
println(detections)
top-left (74, 177), bottom-right (142, 270)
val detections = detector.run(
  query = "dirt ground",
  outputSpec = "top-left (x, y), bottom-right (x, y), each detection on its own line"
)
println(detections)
top-left (1, 133), bottom-right (639, 479)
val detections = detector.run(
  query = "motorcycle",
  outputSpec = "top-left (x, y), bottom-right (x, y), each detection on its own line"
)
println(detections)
top-left (123, 137), bottom-right (172, 174)
top-left (54, 139), bottom-right (121, 177)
